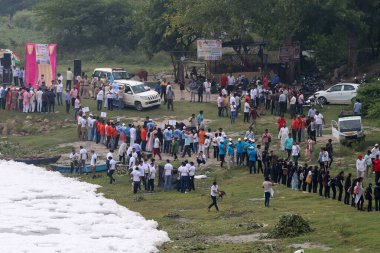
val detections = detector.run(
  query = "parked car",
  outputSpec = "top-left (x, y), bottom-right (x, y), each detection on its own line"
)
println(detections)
top-left (308, 83), bottom-right (359, 105)
top-left (92, 68), bottom-right (131, 81)
top-left (115, 80), bottom-right (160, 111)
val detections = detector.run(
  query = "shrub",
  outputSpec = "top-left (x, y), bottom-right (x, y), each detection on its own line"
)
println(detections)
top-left (355, 81), bottom-right (380, 118)
top-left (267, 213), bottom-right (313, 238)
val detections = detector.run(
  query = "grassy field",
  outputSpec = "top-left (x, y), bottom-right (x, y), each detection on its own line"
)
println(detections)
top-left (1, 98), bottom-right (380, 252)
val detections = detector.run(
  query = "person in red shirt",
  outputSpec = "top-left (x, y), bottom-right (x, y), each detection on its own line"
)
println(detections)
top-left (220, 73), bottom-right (228, 88)
top-left (291, 116), bottom-right (299, 141)
top-left (373, 155), bottom-right (380, 184)
top-left (277, 115), bottom-right (286, 131)
top-left (296, 115), bottom-right (303, 143)
top-left (105, 122), bottom-right (112, 148)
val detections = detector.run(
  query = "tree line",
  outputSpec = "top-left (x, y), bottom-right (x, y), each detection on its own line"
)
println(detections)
top-left (3, 0), bottom-right (380, 73)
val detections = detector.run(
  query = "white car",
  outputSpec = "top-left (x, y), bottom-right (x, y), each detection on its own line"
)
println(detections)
top-left (93, 68), bottom-right (130, 81)
top-left (310, 83), bottom-right (359, 105)
top-left (115, 80), bottom-right (160, 111)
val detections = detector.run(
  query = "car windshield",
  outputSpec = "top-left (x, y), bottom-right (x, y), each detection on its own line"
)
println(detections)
top-left (112, 71), bottom-right (129, 80)
top-left (339, 119), bottom-right (361, 132)
top-left (131, 84), bottom-right (147, 94)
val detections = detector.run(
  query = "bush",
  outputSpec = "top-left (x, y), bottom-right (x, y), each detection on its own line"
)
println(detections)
top-left (13, 10), bottom-right (38, 30)
top-left (355, 81), bottom-right (380, 118)
top-left (267, 213), bottom-right (313, 238)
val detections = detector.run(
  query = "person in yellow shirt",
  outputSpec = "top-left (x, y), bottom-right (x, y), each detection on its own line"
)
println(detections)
top-left (160, 78), bottom-right (167, 103)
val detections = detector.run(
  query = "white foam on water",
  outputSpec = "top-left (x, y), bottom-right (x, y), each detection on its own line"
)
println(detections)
top-left (0, 160), bottom-right (169, 253)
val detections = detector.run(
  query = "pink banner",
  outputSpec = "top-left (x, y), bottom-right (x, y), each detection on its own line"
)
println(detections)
top-left (24, 43), bottom-right (57, 88)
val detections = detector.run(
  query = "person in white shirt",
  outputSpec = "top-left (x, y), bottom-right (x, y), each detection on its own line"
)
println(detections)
top-left (80, 116), bottom-right (88, 141)
top-left (314, 111), bottom-right (324, 137)
top-left (243, 99), bottom-right (251, 123)
top-left (153, 134), bottom-right (162, 160)
top-left (356, 154), bottom-right (366, 178)
top-left (371, 144), bottom-right (380, 159)
top-left (96, 89), bottom-right (104, 111)
top-left (90, 150), bottom-right (97, 178)
top-left (188, 161), bottom-right (196, 191)
top-left (130, 125), bottom-right (136, 147)
top-left (69, 149), bottom-right (79, 173)
top-left (204, 136), bottom-right (211, 158)
top-left (291, 142), bottom-right (300, 164)
top-left (107, 156), bottom-right (117, 184)
top-left (79, 146), bottom-right (87, 174)
top-left (164, 159), bottom-right (173, 191)
top-left (262, 177), bottom-right (273, 207)
top-left (106, 150), bottom-right (114, 160)
top-left (36, 88), bottom-right (43, 112)
top-left (129, 154), bottom-right (136, 169)
top-left (227, 73), bottom-right (235, 95)
top-left (289, 95), bottom-right (296, 117)
top-left (56, 79), bottom-right (63, 105)
top-left (278, 124), bottom-right (289, 151)
top-left (204, 79), bottom-right (212, 102)
top-left (66, 67), bottom-right (73, 90)
top-left (178, 161), bottom-right (189, 193)
top-left (217, 94), bottom-right (223, 117)
top-left (148, 160), bottom-right (156, 192)
top-left (131, 167), bottom-right (141, 193)
top-left (118, 141), bottom-right (127, 164)
top-left (208, 181), bottom-right (220, 212)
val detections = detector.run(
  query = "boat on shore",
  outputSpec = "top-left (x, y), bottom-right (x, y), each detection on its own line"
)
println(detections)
top-left (51, 163), bottom-right (108, 173)
top-left (12, 155), bottom-right (61, 165)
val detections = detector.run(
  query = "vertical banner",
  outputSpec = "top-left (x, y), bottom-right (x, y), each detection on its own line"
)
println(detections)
top-left (36, 44), bottom-right (50, 64)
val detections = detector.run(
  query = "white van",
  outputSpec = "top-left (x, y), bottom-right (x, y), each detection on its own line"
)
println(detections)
top-left (93, 68), bottom-right (130, 81)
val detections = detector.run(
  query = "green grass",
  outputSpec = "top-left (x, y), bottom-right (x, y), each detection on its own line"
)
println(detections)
top-left (2, 101), bottom-right (380, 252)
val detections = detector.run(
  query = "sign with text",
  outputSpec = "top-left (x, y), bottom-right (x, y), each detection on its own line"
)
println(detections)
top-left (197, 40), bottom-right (222, 61)
top-left (36, 44), bottom-right (50, 64)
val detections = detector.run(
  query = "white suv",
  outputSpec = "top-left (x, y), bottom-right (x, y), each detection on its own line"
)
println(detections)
top-left (115, 80), bottom-right (160, 111)
top-left (93, 68), bottom-right (160, 110)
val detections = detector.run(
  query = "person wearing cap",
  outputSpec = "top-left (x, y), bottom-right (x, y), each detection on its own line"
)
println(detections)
top-left (247, 146), bottom-right (257, 174)
top-left (227, 142), bottom-right (235, 165)
top-left (235, 138), bottom-right (244, 166)
top-left (356, 154), bottom-right (366, 178)
top-left (371, 144), bottom-right (380, 160)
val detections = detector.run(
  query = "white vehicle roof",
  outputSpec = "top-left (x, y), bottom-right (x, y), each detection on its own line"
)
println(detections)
top-left (338, 116), bottom-right (361, 122)
top-left (94, 68), bottom-right (125, 72)
top-left (333, 83), bottom-right (360, 88)
top-left (114, 80), bottom-right (144, 86)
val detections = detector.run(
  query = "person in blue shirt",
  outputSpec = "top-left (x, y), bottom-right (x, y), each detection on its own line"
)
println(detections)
top-left (284, 133), bottom-right (294, 159)
top-left (235, 138), bottom-right (245, 166)
top-left (227, 142), bottom-right (235, 165)
top-left (163, 127), bottom-right (173, 153)
top-left (218, 140), bottom-right (226, 167)
top-left (147, 119), bottom-right (154, 131)
top-left (125, 124), bottom-right (131, 144)
top-left (181, 130), bottom-right (192, 158)
top-left (197, 111), bottom-right (204, 128)
top-left (247, 146), bottom-right (257, 174)
top-left (154, 81), bottom-right (161, 93)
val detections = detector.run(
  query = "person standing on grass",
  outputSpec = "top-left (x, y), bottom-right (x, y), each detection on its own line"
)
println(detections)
top-left (374, 182), bottom-right (380, 211)
top-left (230, 101), bottom-right (237, 124)
top-left (261, 129), bottom-right (272, 152)
top-left (79, 146), bottom-right (87, 174)
top-left (365, 183), bottom-right (373, 212)
top-left (131, 166), bottom-right (141, 194)
top-left (243, 98), bottom-right (251, 123)
top-left (166, 86), bottom-right (175, 110)
top-left (188, 161), bottom-right (196, 191)
top-left (355, 177), bottom-right (364, 211)
top-left (153, 133), bottom-right (162, 160)
top-left (284, 133), bottom-right (294, 159)
top-left (263, 177), bottom-right (273, 207)
top-left (373, 154), bottom-right (380, 183)
top-left (90, 150), bottom-right (97, 179)
top-left (96, 89), bottom-right (103, 111)
top-left (218, 139), bottom-right (226, 168)
top-left (208, 181), bottom-right (220, 212)
top-left (164, 160), bottom-right (173, 191)
top-left (107, 156), bottom-right (117, 184)
top-left (204, 79), bottom-right (211, 102)
top-left (344, 173), bottom-right (352, 205)
top-left (356, 154), bottom-right (366, 178)
top-left (336, 171), bottom-right (344, 201)
top-left (178, 161), bottom-right (189, 193)
top-left (64, 89), bottom-right (70, 113)
top-left (364, 150), bottom-right (373, 178)
top-left (247, 146), bottom-right (257, 174)
top-left (148, 159), bottom-right (156, 192)
top-left (291, 141), bottom-right (300, 164)
top-left (314, 111), bottom-right (324, 137)
top-left (278, 123), bottom-right (289, 151)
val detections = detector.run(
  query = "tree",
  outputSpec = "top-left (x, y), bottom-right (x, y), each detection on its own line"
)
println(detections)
top-left (35, 0), bottom-right (139, 51)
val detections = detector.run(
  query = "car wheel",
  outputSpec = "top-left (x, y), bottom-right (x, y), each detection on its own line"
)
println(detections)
top-left (318, 96), bottom-right (327, 105)
top-left (135, 102), bottom-right (143, 111)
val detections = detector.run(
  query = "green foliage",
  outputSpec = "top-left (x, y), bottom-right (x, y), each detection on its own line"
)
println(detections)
top-left (356, 81), bottom-right (380, 118)
top-left (12, 10), bottom-right (38, 30)
top-left (268, 213), bottom-right (313, 238)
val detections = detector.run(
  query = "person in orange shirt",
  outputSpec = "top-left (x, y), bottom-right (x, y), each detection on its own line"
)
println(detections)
top-left (198, 128), bottom-right (206, 154)
top-left (105, 122), bottom-right (112, 148)
top-left (110, 124), bottom-right (117, 149)
top-left (277, 115), bottom-right (286, 131)
top-left (141, 125), bottom-right (148, 151)
top-left (98, 121), bottom-right (105, 144)
top-left (291, 116), bottom-right (299, 141)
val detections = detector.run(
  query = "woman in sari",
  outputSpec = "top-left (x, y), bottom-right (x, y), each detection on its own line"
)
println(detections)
top-left (5, 88), bottom-right (11, 110)
top-left (10, 88), bottom-right (18, 110)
